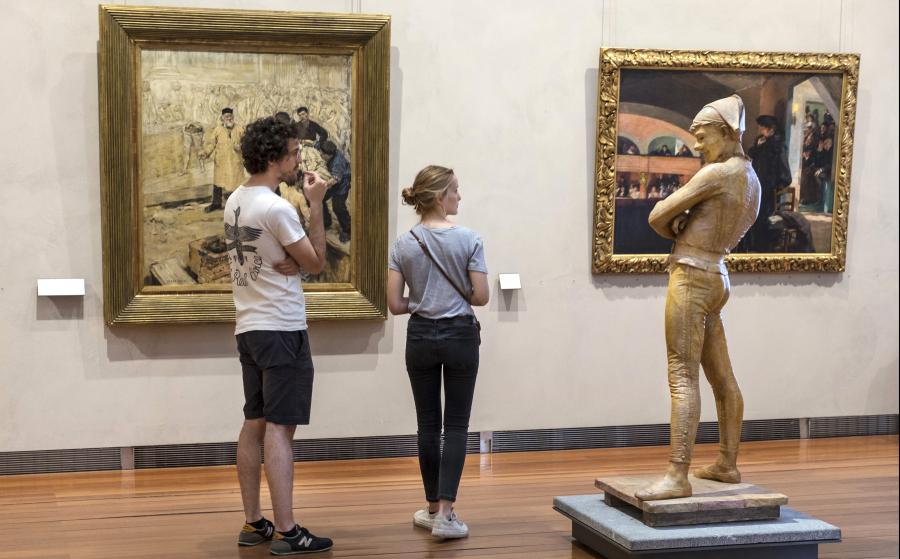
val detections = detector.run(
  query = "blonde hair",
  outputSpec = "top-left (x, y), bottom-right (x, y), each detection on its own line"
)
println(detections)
top-left (401, 165), bottom-right (455, 215)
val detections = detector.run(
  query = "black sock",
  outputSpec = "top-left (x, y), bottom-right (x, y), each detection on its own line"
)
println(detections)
top-left (279, 525), bottom-right (299, 537)
top-left (249, 518), bottom-right (270, 529)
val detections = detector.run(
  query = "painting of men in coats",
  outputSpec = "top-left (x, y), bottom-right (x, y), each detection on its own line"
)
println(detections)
top-left (140, 50), bottom-right (354, 287)
top-left (612, 68), bottom-right (842, 256)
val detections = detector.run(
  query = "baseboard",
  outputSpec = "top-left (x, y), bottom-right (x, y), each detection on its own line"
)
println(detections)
top-left (489, 417), bottom-right (801, 453)
top-left (1, 414), bottom-right (895, 476)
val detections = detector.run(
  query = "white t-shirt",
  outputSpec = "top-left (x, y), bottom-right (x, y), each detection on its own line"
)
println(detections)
top-left (225, 185), bottom-right (307, 334)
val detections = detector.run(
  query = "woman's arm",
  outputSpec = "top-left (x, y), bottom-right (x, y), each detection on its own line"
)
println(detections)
top-left (468, 271), bottom-right (489, 306)
top-left (387, 269), bottom-right (410, 315)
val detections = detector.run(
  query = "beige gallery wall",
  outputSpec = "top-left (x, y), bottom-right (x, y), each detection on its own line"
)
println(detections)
top-left (0, 0), bottom-right (897, 452)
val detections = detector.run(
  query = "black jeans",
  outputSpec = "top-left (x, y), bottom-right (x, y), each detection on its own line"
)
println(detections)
top-left (406, 314), bottom-right (480, 503)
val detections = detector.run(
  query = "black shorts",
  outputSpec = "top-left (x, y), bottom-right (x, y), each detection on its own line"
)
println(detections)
top-left (236, 330), bottom-right (314, 425)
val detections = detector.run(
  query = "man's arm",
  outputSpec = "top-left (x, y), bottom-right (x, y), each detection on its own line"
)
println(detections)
top-left (312, 121), bottom-right (329, 144)
top-left (777, 143), bottom-right (792, 188)
top-left (201, 127), bottom-right (218, 159)
top-left (327, 153), bottom-right (349, 188)
top-left (231, 126), bottom-right (244, 154)
top-left (648, 165), bottom-right (719, 239)
top-left (283, 172), bottom-right (328, 274)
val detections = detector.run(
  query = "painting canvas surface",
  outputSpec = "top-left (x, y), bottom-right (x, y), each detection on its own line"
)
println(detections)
top-left (140, 50), bottom-right (353, 287)
top-left (614, 69), bottom-right (842, 256)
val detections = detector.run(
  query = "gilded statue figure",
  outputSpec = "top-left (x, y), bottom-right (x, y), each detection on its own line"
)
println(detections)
top-left (636, 95), bottom-right (761, 501)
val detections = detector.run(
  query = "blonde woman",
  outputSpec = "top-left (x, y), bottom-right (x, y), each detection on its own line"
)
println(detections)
top-left (387, 166), bottom-right (489, 539)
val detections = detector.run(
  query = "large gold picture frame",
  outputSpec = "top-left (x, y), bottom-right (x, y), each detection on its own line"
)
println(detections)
top-left (99, 5), bottom-right (390, 324)
top-left (592, 48), bottom-right (859, 273)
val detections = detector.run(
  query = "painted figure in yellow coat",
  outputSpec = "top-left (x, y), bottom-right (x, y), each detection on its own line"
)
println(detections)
top-left (636, 95), bottom-right (761, 501)
top-left (202, 107), bottom-right (246, 212)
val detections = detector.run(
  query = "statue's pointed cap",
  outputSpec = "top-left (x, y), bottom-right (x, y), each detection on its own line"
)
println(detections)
top-left (690, 94), bottom-right (745, 136)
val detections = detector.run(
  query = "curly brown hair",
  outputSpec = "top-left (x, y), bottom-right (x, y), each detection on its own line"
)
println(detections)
top-left (240, 116), bottom-right (300, 174)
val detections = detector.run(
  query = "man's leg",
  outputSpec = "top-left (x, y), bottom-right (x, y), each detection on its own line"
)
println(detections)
top-left (822, 179), bottom-right (834, 213)
top-left (204, 184), bottom-right (223, 212)
top-left (263, 332), bottom-right (333, 554)
top-left (695, 284), bottom-right (743, 483)
top-left (637, 265), bottom-right (708, 501)
top-left (332, 194), bottom-right (351, 242)
top-left (321, 191), bottom-right (333, 231)
top-left (237, 418), bottom-right (267, 522)
top-left (235, 333), bottom-right (277, 547)
top-left (265, 422), bottom-right (298, 532)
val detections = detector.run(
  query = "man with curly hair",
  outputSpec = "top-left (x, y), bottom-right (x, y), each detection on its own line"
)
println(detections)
top-left (224, 116), bottom-right (333, 555)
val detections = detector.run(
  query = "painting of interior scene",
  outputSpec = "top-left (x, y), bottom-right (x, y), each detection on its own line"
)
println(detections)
top-left (140, 50), bottom-right (353, 287)
top-left (614, 68), bottom-right (842, 255)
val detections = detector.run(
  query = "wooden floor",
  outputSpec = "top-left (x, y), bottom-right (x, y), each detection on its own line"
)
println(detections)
top-left (1, 436), bottom-right (897, 558)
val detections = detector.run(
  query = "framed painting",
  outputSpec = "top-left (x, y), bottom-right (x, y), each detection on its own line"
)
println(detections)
top-left (99, 5), bottom-right (390, 324)
top-left (592, 48), bottom-right (859, 273)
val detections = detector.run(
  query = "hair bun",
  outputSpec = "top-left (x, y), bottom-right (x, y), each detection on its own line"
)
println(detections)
top-left (401, 186), bottom-right (417, 206)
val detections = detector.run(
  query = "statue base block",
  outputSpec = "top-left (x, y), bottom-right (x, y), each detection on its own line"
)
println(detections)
top-left (596, 475), bottom-right (788, 526)
top-left (554, 494), bottom-right (840, 559)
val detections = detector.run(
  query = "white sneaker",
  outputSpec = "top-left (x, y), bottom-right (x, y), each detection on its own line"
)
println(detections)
top-left (431, 511), bottom-right (468, 539)
top-left (413, 509), bottom-right (439, 530)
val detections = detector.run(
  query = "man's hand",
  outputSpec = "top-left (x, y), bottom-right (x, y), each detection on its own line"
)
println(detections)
top-left (302, 171), bottom-right (328, 204)
top-left (671, 213), bottom-right (689, 236)
top-left (273, 257), bottom-right (301, 276)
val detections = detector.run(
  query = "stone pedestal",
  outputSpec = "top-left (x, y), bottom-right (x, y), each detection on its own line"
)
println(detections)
top-left (596, 475), bottom-right (787, 527)
top-left (554, 494), bottom-right (840, 559)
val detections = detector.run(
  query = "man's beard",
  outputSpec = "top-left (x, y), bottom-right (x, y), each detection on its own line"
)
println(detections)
top-left (282, 169), bottom-right (301, 187)
top-left (224, 122), bottom-right (234, 129)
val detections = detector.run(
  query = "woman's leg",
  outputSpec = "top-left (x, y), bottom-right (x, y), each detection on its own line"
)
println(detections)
top-left (436, 331), bottom-right (480, 515)
top-left (406, 334), bottom-right (443, 505)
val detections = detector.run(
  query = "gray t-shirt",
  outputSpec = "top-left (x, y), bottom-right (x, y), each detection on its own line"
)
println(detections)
top-left (389, 224), bottom-right (488, 319)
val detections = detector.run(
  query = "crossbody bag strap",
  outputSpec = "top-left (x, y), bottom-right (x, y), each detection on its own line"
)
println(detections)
top-left (409, 229), bottom-right (471, 304)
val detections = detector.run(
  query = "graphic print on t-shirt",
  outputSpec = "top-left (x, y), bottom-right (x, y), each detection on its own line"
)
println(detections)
top-left (225, 206), bottom-right (263, 286)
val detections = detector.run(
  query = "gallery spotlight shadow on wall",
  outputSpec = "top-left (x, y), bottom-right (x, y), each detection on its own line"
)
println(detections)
top-left (496, 282), bottom-right (525, 323)
top-left (387, 45), bottom-right (403, 235)
top-left (103, 323), bottom-right (237, 364)
top-left (728, 272), bottom-right (844, 289)
top-left (585, 67), bottom-right (599, 240)
top-left (591, 271), bottom-right (844, 297)
top-left (308, 320), bottom-right (389, 356)
top-left (591, 273), bottom-right (669, 297)
top-left (36, 296), bottom-right (85, 321)
top-left (102, 318), bottom-right (390, 365)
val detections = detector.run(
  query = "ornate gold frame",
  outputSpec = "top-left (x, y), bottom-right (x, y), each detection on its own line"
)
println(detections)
top-left (99, 5), bottom-right (390, 324)
top-left (592, 48), bottom-right (859, 273)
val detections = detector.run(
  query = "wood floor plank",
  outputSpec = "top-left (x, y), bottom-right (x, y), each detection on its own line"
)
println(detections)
top-left (0, 436), bottom-right (896, 558)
